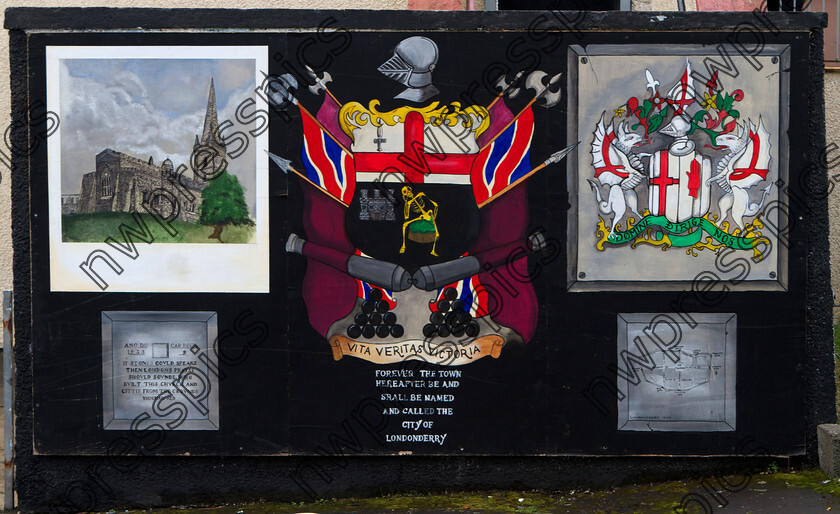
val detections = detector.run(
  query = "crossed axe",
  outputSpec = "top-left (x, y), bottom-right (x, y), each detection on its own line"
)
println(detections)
top-left (259, 67), bottom-right (340, 109)
top-left (489, 70), bottom-right (563, 111)
top-left (305, 65), bottom-right (341, 105)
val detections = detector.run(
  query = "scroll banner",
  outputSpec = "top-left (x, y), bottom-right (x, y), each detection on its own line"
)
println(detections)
top-left (608, 215), bottom-right (766, 249)
top-left (329, 335), bottom-right (505, 365)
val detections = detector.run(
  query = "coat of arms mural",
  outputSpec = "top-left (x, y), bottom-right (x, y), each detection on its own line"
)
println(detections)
top-left (569, 46), bottom-right (787, 287)
top-left (270, 36), bottom-right (572, 365)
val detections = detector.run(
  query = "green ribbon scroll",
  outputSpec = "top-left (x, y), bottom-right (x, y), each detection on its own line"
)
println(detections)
top-left (607, 215), bottom-right (757, 250)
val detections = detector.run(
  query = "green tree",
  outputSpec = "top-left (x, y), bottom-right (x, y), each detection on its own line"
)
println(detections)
top-left (198, 171), bottom-right (253, 243)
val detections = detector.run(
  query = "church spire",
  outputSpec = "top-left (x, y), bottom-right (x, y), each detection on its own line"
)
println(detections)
top-left (193, 78), bottom-right (227, 178)
top-left (199, 78), bottom-right (221, 150)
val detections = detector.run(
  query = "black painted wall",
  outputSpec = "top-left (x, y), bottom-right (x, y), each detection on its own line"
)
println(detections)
top-left (6, 8), bottom-right (833, 512)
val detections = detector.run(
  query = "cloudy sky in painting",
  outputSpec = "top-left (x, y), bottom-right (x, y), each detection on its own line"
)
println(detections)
top-left (59, 58), bottom-right (257, 212)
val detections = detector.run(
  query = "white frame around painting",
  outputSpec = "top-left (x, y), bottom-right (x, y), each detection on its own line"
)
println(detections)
top-left (47, 45), bottom-right (269, 293)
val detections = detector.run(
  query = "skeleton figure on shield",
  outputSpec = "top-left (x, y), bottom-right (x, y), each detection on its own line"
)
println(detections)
top-left (400, 185), bottom-right (439, 256)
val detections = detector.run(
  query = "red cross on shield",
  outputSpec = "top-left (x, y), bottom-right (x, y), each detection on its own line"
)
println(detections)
top-left (352, 111), bottom-right (476, 185)
top-left (648, 149), bottom-right (712, 223)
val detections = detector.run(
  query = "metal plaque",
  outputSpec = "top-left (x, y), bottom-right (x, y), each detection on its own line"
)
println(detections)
top-left (102, 311), bottom-right (219, 430)
top-left (617, 312), bottom-right (736, 432)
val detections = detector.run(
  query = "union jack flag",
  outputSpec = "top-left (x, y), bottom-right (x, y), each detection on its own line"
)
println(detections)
top-left (352, 250), bottom-right (398, 309)
top-left (432, 273), bottom-right (490, 319)
top-left (300, 112), bottom-right (355, 205)
top-left (356, 280), bottom-right (397, 310)
top-left (470, 107), bottom-right (534, 205)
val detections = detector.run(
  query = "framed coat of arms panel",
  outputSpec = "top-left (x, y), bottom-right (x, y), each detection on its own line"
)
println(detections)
top-left (566, 44), bottom-right (789, 290)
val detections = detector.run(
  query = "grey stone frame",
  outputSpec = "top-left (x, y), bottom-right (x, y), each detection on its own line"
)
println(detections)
top-left (617, 312), bottom-right (737, 432)
top-left (101, 311), bottom-right (219, 430)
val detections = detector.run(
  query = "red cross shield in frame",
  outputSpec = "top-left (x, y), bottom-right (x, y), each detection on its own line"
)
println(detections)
top-left (648, 149), bottom-right (712, 223)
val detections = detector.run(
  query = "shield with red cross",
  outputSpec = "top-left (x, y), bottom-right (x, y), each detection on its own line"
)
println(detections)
top-left (344, 110), bottom-right (481, 272)
top-left (648, 149), bottom-right (712, 223)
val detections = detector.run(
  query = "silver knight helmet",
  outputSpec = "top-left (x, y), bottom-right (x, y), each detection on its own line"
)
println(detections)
top-left (378, 36), bottom-right (440, 103)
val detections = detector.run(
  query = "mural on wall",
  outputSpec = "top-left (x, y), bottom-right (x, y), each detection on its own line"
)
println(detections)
top-left (24, 22), bottom-right (813, 459)
top-left (46, 46), bottom-right (270, 292)
top-left (568, 46), bottom-right (788, 287)
top-left (272, 36), bottom-right (572, 366)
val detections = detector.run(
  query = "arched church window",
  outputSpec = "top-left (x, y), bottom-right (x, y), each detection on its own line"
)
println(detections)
top-left (101, 173), bottom-right (113, 197)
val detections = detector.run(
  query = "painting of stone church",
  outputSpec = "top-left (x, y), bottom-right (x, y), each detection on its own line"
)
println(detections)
top-left (71, 78), bottom-right (227, 223)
